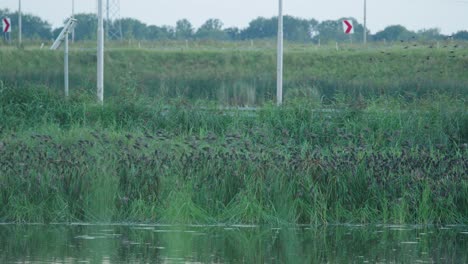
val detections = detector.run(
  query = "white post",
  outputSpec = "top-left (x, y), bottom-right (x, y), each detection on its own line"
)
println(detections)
top-left (65, 32), bottom-right (69, 97)
top-left (106, 0), bottom-right (110, 38)
top-left (363, 0), bottom-right (367, 45)
top-left (18, 0), bottom-right (22, 45)
top-left (277, 0), bottom-right (283, 106)
top-left (72, 0), bottom-right (75, 43)
top-left (97, 0), bottom-right (104, 103)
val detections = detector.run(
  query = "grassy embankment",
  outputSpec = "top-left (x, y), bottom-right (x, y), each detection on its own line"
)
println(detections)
top-left (0, 43), bottom-right (467, 224)
top-left (1, 41), bottom-right (467, 104)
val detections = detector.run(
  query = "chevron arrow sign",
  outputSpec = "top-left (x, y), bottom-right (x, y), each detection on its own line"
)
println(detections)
top-left (343, 20), bottom-right (354, 34)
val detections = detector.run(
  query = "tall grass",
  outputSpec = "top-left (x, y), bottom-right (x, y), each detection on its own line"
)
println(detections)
top-left (0, 84), bottom-right (466, 224)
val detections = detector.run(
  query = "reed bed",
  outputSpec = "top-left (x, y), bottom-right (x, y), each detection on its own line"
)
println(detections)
top-left (0, 85), bottom-right (466, 224)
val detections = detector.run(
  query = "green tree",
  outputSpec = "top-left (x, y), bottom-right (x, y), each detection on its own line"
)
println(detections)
top-left (59, 13), bottom-right (97, 41)
top-left (315, 18), bottom-right (365, 43)
top-left (195, 19), bottom-right (227, 40)
top-left (118, 18), bottom-right (147, 39)
top-left (224, 27), bottom-right (240, 40)
top-left (284, 16), bottom-right (318, 42)
top-left (373, 25), bottom-right (416, 42)
top-left (147, 25), bottom-right (174, 40)
top-left (241, 16), bottom-right (317, 42)
top-left (175, 19), bottom-right (193, 39)
top-left (453, 30), bottom-right (468, 40)
top-left (0, 8), bottom-right (52, 40)
top-left (241, 17), bottom-right (277, 39)
top-left (416, 28), bottom-right (443, 41)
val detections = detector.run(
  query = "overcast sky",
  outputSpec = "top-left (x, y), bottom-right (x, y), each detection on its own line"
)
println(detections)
top-left (2, 0), bottom-right (468, 34)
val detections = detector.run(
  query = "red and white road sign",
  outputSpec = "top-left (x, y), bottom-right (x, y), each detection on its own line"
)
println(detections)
top-left (343, 20), bottom-right (354, 34)
top-left (2, 18), bottom-right (11, 33)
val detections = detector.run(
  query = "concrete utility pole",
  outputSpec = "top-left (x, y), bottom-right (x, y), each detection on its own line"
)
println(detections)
top-left (72, 0), bottom-right (75, 43)
top-left (106, 0), bottom-right (110, 35)
top-left (18, 0), bottom-right (22, 45)
top-left (363, 0), bottom-right (367, 44)
top-left (97, 0), bottom-right (104, 103)
top-left (277, 0), bottom-right (284, 106)
top-left (65, 29), bottom-right (69, 97)
top-left (50, 18), bottom-right (77, 98)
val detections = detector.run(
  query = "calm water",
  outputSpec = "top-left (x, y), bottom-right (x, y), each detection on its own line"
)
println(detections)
top-left (0, 224), bottom-right (467, 263)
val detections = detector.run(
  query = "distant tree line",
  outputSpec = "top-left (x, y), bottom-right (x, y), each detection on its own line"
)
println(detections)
top-left (0, 9), bottom-right (53, 40)
top-left (1, 8), bottom-right (468, 43)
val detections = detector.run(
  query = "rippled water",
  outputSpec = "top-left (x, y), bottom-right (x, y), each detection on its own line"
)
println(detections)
top-left (0, 223), bottom-right (467, 263)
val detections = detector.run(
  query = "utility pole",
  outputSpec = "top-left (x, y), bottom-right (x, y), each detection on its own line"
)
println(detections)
top-left (277, 0), bottom-right (284, 106)
top-left (18, 0), bottom-right (22, 46)
top-left (65, 28), bottom-right (69, 97)
top-left (363, 0), bottom-right (367, 44)
top-left (106, 0), bottom-right (109, 35)
top-left (97, 0), bottom-right (104, 103)
top-left (72, 0), bottom-right (75, 43)
top-left (50, 18), bottom-right (77, 98)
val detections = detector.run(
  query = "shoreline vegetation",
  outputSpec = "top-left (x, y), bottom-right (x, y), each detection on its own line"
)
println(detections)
top-left (0, 46), bottom-right (467, 225)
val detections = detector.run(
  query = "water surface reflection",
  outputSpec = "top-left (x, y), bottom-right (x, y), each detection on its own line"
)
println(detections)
top-left (0, 224), bottom-right (466, 263)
